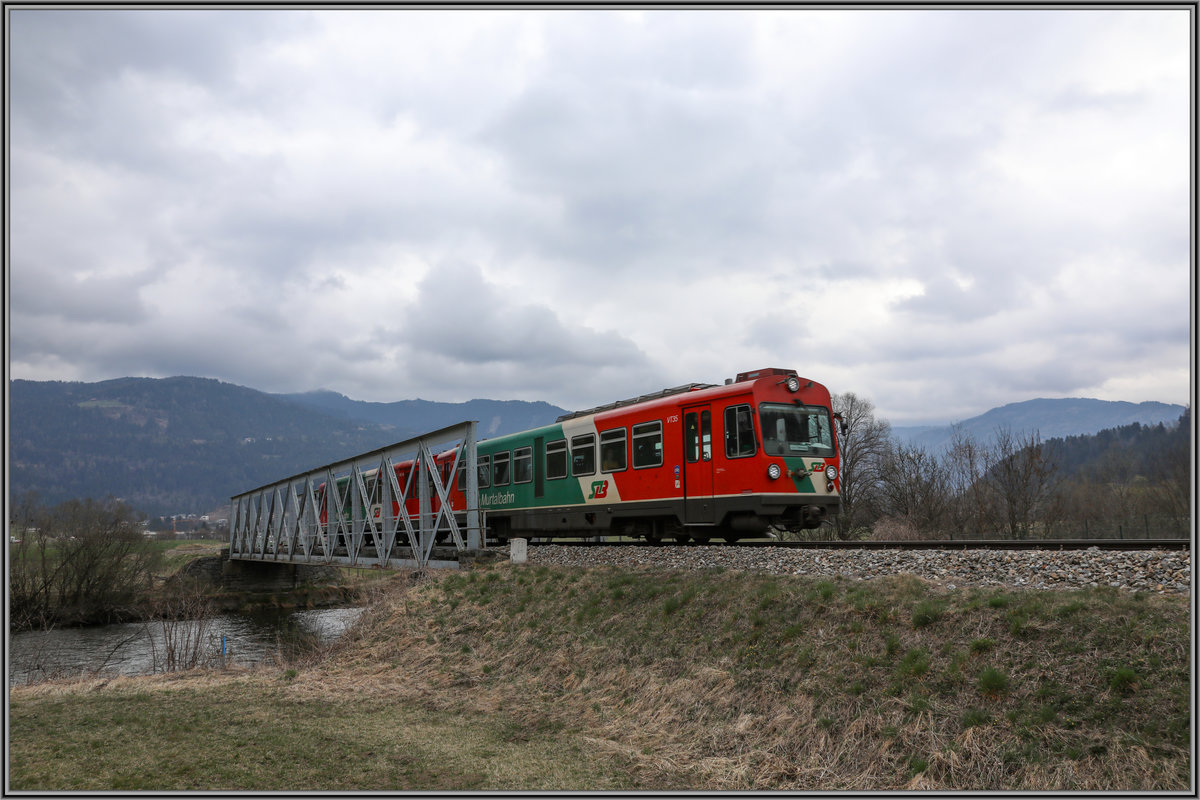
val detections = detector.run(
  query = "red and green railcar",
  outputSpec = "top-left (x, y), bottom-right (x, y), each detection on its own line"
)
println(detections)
top-left (449, 367), bottom-right (842, 543)
top-left (319, 368), bottom-right (842, 544)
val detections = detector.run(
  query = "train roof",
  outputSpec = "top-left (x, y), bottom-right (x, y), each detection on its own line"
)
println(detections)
top-left (553, 368), bottom-right (810, 423)
top-left (555, 382), bottom-right (717, 422)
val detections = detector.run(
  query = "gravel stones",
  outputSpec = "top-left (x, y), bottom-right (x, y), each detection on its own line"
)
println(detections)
top-left (523, 544), bottom-right (1191, 595)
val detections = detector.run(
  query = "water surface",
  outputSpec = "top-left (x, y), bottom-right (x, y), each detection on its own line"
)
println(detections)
top-left (8, 606), bottom-right (366, 685)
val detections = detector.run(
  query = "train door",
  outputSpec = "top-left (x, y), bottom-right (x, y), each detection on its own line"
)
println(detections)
top-left (682, 404), bottom-right (715, 524)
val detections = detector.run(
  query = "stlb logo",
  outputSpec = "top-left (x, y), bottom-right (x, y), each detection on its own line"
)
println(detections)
top-left (588, 480), bottom-right (608, 500)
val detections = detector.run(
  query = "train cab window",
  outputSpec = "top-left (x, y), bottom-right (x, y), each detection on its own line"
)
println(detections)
top-left (571, 434), bottom-right (596, 476)
top-left (514, 447), bottom-right (533, 484)
top-left (477, 454), bottom-right (492, 488)
top-left (759, 403), bottom-right (835, 458)
top-left (632, 421), bottom-right (663, 468)
top-left (493, 451), bottom-right (511, 486)
top-left (457, 460), bottom-right (466, 491)
top-left (724, 404), bottom-right (757, 458)
top-left (600, 428), bottom-right (627, 473)
top-left (546, 439), bottom-right (568, 480)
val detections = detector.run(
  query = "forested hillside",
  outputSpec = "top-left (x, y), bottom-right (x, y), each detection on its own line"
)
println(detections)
top-left (1044, 410), bottom-right (1191, 481)
top-left (8, 377), bottom-right (566, 516)
top-left (892, 397), bottom-right (1186, 453)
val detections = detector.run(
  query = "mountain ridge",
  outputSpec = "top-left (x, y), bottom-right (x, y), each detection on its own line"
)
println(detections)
top-left (891, 397), bottom-right (1187, 453)
top-left (8, 377), bottom-right (569, 515)
top-left (8, 377), bottom-right (1187, 516)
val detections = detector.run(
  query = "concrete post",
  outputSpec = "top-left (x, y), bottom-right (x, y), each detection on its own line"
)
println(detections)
top-left (510, 538), bottom-right (527, 564)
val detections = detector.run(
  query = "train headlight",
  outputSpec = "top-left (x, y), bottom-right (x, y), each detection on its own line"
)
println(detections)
top-left (785, 376), bottom-right (801, 393)
top-left (825, 465), bottom-right (838, 481)
top-left (767, 463), bottom-right (782, 480)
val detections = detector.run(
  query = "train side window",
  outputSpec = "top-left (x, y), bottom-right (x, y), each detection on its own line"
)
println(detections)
top-left (546, 439), bottom-right (568, 480)
top-left (493, 451), bottom-right (511, 486)
top-left (724, 404), bottom-right (757, 458)
top-left (514, 447), bottom-right (533, 484)
top-left (477, 454), bottom-right (492, 489)
top-left (457, 458), bottom-right (466, 492)
top-left (600, 427), bottom-right (627, 473)
top-left (632, 421), bottom-right (663, 468)
top-left (571, 434), bottom-right (596, 476)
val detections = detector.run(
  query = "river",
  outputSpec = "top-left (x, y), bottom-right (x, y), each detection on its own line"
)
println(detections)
top-left (7, 606), bottom-right (366, 685)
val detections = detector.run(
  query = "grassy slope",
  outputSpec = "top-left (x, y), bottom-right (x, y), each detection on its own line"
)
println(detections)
top-left (8, 563), bottom-right (1192, 791)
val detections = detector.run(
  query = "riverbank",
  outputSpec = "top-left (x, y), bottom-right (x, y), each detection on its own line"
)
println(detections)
top-left (8, 562), bottom-right (1191, 791)
top-left (9, 539), bottom-right (383, 633)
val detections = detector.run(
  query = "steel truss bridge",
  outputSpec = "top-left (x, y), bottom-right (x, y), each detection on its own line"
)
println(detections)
top-left (229, 421), bottom-right (482, 570)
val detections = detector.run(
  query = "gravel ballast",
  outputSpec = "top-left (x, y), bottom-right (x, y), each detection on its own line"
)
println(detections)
top-left (523, 544), bottom-right (1191, 595)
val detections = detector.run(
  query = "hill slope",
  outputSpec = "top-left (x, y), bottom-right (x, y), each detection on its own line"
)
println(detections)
top-left (891, 398), bottom-right (1186, 453)
top-left (8, 377), bottom-right (567, 516)
top-left (276, 390), bottom-right (568, 439)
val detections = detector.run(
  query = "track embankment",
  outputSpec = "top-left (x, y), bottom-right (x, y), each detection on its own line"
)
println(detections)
top-left (526, 544), bottom-right (1191, 594)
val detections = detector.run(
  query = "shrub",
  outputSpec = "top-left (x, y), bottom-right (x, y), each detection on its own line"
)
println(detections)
top-left (1108, 666), bottom-right (1138, 694)
top-left (961, 709), bottom-right (992, 728)
top-left (978, 667), bottom-right (1010, 697)
top-left (911, 600), bottom-right (943, 628)
top-left (897, 648), bottom-right (931, 678)
top-left (9, 497), bottom-right (162, 630)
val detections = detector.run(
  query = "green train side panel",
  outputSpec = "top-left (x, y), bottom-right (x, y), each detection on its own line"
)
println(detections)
top-left (477, 423), bottom-right (586, 511)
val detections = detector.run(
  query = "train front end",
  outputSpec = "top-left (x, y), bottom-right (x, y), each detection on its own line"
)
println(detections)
top-left (732, 368), bottom-right (842, 535)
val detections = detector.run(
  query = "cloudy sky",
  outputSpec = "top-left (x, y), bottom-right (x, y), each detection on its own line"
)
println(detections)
top-left (7, 7), bottom-right (1193, 424)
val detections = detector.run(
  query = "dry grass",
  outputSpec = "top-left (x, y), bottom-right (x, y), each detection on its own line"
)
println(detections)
top-left (9, 563), bottom-right (1192, 791)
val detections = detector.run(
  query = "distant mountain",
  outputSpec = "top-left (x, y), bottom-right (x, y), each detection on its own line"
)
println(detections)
top-left (276, 390), bottom-right (567, 440)
top-left (8, 377), bottom-right (567, 516)
top-left (891, 398), bottom-right (1188, 453)
top-left (9, 378), bottom-right (1185, 517)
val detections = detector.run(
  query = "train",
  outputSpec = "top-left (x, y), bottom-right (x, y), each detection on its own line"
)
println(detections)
top-left (318, 368), bottom-right (843, 545)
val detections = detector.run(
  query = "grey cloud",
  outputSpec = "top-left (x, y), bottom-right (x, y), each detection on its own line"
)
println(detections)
top-left (397, 260), bottom-right (648, 370)
top-left (7, 9), bottom-right (1189, 422)
top-left (10, 266), bottom-right (153, 325)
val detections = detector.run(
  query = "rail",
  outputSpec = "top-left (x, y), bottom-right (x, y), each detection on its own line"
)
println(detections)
top-left (523, 538), bottom-right (1190, 551)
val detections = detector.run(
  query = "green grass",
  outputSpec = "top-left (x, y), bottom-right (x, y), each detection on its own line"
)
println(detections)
top-left (9, 567), bottom-right (1191, 791)
top-left (8, 681), bottom-right (629, 791)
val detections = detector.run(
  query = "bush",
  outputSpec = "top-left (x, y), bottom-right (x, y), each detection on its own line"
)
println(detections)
top-left (911, 600), bottom-right (943, 628)
top-left (978, 667), bottom-right (1010, 697)
top-left (1108, 666), bottom-right (1138, 694)
top-left (9, 496), bottom-right (161, 630)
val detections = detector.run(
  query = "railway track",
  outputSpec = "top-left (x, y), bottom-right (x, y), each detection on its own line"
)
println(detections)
top-left (523, 538), bottom-right (1190, 551)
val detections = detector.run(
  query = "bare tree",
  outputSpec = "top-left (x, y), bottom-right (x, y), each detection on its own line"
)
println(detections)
top-left (831, 392), bottom-right (892, 540)
top-left (147, 578), bottom-right (217, 673)
top-left (984, 427), bottom-right (1059, 539)
top-left (875, 441), bottom-right (951, 538)
top-left (943, 426), bottom-right (994, 538)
